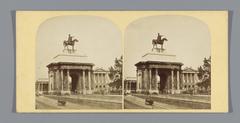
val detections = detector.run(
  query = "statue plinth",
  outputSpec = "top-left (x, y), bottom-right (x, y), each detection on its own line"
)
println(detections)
top-left (63, 49), bottom-right (77, 54)
top-left (152, 48), bottom-right (165, 53)
top-left (142, 49), bottom-right (179, 63)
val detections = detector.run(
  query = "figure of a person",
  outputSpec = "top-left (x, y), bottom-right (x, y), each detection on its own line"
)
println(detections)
top-left (68, 34), bottom-right (73, 42)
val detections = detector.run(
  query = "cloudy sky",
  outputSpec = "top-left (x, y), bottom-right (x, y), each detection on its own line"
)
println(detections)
top-left (124, 15), bottom-right (211, 77)
top-left (36, 16), bottom-right (122, 79)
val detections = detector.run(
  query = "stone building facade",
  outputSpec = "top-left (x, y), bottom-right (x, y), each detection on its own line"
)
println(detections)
top-left (124, 77), bottom-right (137, 93)
top-left (39, 53), bottom-right (112, 95)
top-left (93, 68), bottom-right (111, 93)
top-left (133, 44), bottom-right (201, 94)
top-left (36, 78), bottom-right (49, 94)
top-left (181, 67), bottom-right (199, 90)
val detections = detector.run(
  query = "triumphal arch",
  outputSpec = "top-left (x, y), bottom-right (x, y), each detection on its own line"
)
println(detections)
top-left (135, 33), bottom-right (183, 94)
top-left (47, 34), bottom-right (94, 95)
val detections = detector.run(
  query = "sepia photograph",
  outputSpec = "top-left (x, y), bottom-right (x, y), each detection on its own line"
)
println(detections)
top-left (124, 15), bottom-right (211, 109)
top-left (16, 11), bottom-right (228, 112)
top-left (35, 16), bottom-right (123, 110)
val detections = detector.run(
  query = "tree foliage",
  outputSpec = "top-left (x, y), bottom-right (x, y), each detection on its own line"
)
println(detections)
top-left (108, 56), bottom-right (123, 89)
top-left (197, 56), bottom-right (211, 89)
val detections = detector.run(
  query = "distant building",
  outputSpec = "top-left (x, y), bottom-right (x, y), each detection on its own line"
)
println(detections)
top-left (93, 68), bottom-right (111, 93)
top-left (36, 78), bottom-right (49, 94)
top-left (181, 67), bottom-right (199, 91)
top-left (124, 77), bottom-right (136, 94)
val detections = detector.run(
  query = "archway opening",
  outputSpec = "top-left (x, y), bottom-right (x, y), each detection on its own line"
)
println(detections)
top-left (70, 74), bottom-right (78, 93)
top-left (159, 73), bottom-right (167, 93)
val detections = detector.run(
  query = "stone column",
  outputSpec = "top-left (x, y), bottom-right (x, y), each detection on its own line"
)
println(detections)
top-left (102, 73), bottom-right (104, 84)
top-left (182, 73), bottom-right (185, 83)
top-left (136, 70), bottom-right (139, 92)
top-left (155, 69), bottom-right (158, 90)
top-left (129, 81), bottom-right (131, 92)
top-left (186, 73), bottom-right (189, 83)
top-left (78, 71), bottom-right (81, 93)
top-left (141, 69), bottom-right (144, 90)
top-left (104, 73), bottom-right (106, 84)
top-left (37, 83), bottom-right (40, 92)
top-left (191, 73), bottom-right (194, 83)
top-left (53, 71), bottom-right (56, 91)
top-left (125, 81), bottom-right (128, 90)
top-left (98, 73), bottom-right (100, 83)
top-left (39, 83), bottom-right (41, 92)
top-left (99, 73), bottom-right (101, 83)
top-left (144, 68), bottom-right (148, 91)
top-left (194, 73), bottom-right (198, 83)
top-left (190, 73), bottom-right (192, 83)
top-left (96, 73), bottom-right (98, 84)
top-left (88, 70), bottom-right (92, 94)
top-left (56, 70), bottom-right (60, 91)
top-left (60, 69), bottom-right (64, 94)
top-left (171, 70), bottom-right (174, 93)
top-left (104, 73), bottom-right (107, 84)
top-left (93, 73), bottom-right (96, 85)
top-left (41, 83), bottom-right (44, 92)
top-left (192, 73), bottom-right (194, 83)
top-left (82, 70), bottom-right (86, 94)
top-left (149, 68), bottom-right (152, 92)
top-left (48, 71), bottom-right (51, 93)
top-left (67, 69), bottom-right (70, 91)
top-left (176, 70), bottom-right (180, 94)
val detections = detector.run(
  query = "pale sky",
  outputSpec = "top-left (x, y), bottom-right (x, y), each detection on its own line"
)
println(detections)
top-left (124, 15), bottom-right (211, 77)
top-left (36, 15), bottom-right (211, 79)
top-left (36, 15), bottom-right (122, 79)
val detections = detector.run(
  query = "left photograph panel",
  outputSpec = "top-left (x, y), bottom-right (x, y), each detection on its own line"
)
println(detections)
top-left (17, 12), bottom-right (123, 112)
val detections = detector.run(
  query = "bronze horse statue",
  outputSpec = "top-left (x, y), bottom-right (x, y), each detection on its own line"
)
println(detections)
top-left (152, 33), bottom-right (168, 49)
top-left (63, 34), bottom-right (79, 52)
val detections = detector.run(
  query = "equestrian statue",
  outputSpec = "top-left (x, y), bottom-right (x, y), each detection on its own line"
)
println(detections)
top-left (63, 34), bottom-right (79, 53)
top-left (152, 33), bottom-right (168, 51)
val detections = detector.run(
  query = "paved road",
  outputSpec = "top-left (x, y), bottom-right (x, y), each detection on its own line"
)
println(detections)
top-left (124, 95), bottom-right (183, 109)
top-left (36, 96), bottom-right (111, 110)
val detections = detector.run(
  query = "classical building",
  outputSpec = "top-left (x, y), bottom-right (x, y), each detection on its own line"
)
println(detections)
top-left (134, 33), bottom-right (200, 94)
top-left (182, 67), bottom-right (199, 90)
top-left (43, 34), bottom-right (113, 95)
top-left (36, 78), bottom-right (49, 94)
top-left (124, 77), bottom-right (136, 93)
top-left (135, 50), bottom-right (183, 94)
top-left (47, 53), bottom-right (94, 95)
top-left (93, 68), bottom-right (111, 92)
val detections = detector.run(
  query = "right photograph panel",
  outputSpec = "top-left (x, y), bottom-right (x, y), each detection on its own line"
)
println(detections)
top-left (124, 15), bottom-right (212, 110)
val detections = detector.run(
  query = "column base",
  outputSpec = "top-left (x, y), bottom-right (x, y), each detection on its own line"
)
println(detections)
top-left (125, 90), bottom-right (131, 94)
top-left (82, 90), bottom-right (87, 95)
top-left (136, 89), bottom-right (142, 93)
top-left (175, 90), bottom-right (181, 94)
top-left (86, 90), bottom-right (93, 94)
top-left (48, 90), bottom-right (54, 95)
top-left (60, 90), bottom-right (71, 95)
top-left (170, 90), bottom-right (181, 94)
top-left (148, 90), bottom-right (159, 94)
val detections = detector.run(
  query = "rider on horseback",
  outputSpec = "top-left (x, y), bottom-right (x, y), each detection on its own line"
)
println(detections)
top-left (68, 34), bottom-right (73, 42)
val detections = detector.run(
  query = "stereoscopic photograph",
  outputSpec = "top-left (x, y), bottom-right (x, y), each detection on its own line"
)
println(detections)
top-left (34, 15), bottom-right (123, 110)
top-left (16, 11), bottom-right (228, 112)
top-left (124, 16), bottom-right (211, 110)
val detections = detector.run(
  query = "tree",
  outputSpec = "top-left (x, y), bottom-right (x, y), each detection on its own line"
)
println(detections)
top-left (197, 56), bottom-right (211, 90)
top-left (108, 56), bottom-right (123, 89)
